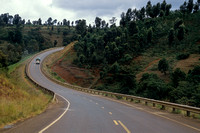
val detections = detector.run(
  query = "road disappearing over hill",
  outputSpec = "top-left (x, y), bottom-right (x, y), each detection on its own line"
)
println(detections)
top-left (28, 48), bottom-right (200, 133)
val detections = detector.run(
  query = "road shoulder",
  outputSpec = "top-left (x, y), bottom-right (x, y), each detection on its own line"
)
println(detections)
top-left (1, 95), bottom-right (68, 133)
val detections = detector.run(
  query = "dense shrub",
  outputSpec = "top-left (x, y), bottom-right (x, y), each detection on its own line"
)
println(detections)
top-left (187, 66), bottom-right (200, 84)
top-left (171, 68), bottom-right (186, 87)
top-left (137, 73), bottom-right (169, 100)
top-left (176, 53), bottom-right (190, 60)
top-left (158, 58), bottom-right (169, 75)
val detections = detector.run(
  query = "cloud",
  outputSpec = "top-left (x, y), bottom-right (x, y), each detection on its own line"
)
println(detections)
top-left (0, 0), bottom-right (185, 25)
top-left (0, 0), bottom-right (76, 23)
top-left (51, 0), bottom-right (184, 24)
top-left (53, 0), bottom-right (137, 17)
top-left (52, 0), bottom-right (184, 15)
top-left (53, 0), bottom-right (133, 10)
top-left (52, 0), bottom-right (137, 24)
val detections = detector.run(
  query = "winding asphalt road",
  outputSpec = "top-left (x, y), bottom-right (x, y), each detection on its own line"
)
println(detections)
top-left (28, 48), bottom-right (200, 133)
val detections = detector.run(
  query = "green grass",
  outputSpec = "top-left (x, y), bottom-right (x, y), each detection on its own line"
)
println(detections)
top-left (0, 93), bottom-right (51, 127)
top-left (50, 71), bottom-right (66, 82)
top-left (7, 54), bottom-right (34, 74)
top-left (62, 51), bottom-right (77, 63)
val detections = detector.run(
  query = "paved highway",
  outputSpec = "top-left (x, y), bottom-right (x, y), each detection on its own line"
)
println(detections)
top-left (28, 48), bottom-right (200, 133)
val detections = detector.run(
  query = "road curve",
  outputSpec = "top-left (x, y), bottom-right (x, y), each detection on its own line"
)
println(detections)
top-left (29, 48), bottom-right (200, 133)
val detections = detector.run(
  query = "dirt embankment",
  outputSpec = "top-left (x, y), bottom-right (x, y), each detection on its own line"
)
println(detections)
top-left (45, 42), bottom-right (99, 88)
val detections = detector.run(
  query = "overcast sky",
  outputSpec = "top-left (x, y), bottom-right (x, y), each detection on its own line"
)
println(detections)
top-left (0, 0), bottom-right (185, 25)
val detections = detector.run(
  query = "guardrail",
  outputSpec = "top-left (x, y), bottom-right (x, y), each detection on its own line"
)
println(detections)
top-left (46, 78), bottom-right (200, 117)
top-left (41, 49), bottom-right (200, 118)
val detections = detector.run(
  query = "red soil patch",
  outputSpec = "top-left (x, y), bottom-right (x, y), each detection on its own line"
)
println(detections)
top-left (136, 58), bottom-right (164, 81)
top-left (51, 47), bottom-right (99, 88)
top-left (52, 64), bottom-right (95, 88)
top-left (144, 58), bottom-right (160, 71)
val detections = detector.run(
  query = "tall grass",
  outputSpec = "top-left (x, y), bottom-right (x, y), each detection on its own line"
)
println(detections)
top-left (0, 55), bottom-right (52, 128)
top-left (0, 94), bottom-right (51, 126)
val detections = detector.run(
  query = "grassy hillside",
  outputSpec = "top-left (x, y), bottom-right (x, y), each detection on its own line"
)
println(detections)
top-left (0, 56), bottom-right (53, 128)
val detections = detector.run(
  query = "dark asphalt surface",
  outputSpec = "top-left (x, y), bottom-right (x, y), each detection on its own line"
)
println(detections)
top-left (20, 48), bottom-right (200, 133)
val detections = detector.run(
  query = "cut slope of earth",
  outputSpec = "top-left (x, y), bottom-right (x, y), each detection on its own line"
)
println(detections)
top-left (45, 42), bottom-right (99, 88)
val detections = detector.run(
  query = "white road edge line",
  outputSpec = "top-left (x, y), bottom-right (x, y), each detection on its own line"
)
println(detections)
top-left (38, 94), bottom-right (70, 133)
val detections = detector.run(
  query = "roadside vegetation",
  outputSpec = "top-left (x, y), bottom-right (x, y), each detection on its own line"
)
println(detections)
top-left (0, 56), bottom-right (52, 128)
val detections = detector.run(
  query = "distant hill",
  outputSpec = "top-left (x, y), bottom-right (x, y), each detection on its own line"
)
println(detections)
top-left (0, 24), bottom-right (77, 67)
